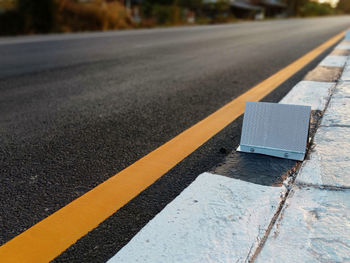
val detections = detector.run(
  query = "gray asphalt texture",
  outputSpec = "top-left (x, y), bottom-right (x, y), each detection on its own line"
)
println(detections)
top-left (1, 17), bottom-right (350, 262)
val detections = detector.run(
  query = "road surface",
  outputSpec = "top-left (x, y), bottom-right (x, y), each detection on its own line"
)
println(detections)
top-left (1, 16), bottom-right (350, 262)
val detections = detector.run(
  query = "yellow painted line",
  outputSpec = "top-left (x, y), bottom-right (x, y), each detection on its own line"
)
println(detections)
top-left (0, 31), bottom-right (345, 263)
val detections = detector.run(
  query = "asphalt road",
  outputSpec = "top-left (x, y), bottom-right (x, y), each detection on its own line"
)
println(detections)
top-left (1, 17), bottom-right (350, 262)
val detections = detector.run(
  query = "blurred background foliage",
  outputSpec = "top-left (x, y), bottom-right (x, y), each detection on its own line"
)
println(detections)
top-left (337, 0), bottom-right (350, 14)
top-left (0, 0), bottom-right (345, 36)
top-left (300, 1), bottom-right (334, 16)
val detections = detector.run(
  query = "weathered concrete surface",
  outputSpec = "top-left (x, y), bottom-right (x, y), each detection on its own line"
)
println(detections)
top-left (108, 173), bottom-right (283, 263)
top-left (322, 98), bottom-right (350, 127)
top-left (319, 55), bottom-right (347, 67)
top-left (330, 49), bottom-right (350, 56)
top-left (296, 127), bottom-right (350, 188)
top-left (336, 43), bottom-right (350, 50)
top-left (297, 82), bottom-right (350, 188)
top-left (322, 82), bottom-right (350, 127)
top-left (280, 81), bottom-right (334, 110)
top-left (304, 66), bottom-right (343, 82)
top-left (333, 81), bottom-right (350, 98)
top-left (258, 73), bottom-right (350, 263)
top-left (256, 186), bottom-right (350, 263)
top-left (341, 59), bottom-right (350, 81)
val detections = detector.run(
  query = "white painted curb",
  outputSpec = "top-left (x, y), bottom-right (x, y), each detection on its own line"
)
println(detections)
top-left (257, 38), bottom-right (350, 262)
top-left (108, 173), bottom-right (283, 263)
top-left (279, 81), bottom-right (335, 110)
top-left (319, 55), bottom-right (347, 68)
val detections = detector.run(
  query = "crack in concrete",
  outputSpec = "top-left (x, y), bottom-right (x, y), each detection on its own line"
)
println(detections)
top-left (247, 49), bottom-right (346, 262)
top-left (295, 182), bottom-right (350, 191)
top-left (321, 124), bottom-right (350, 128)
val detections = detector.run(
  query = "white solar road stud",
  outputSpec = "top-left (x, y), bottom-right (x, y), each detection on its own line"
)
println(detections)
top-left (237, 101), bottom-right (311, 161)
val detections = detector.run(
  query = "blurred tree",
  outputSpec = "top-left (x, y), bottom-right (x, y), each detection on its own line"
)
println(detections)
top-left (141, 0), bottom-right (173, 16)
top-left (151, 4), bottom-right (173, 24)
top-left (300, 1), bottom-right (334, 16)
top-left (178, 0), bottom-right (203, 10)
top-left (0, 0), bottom-right (16, 11)
top-left (17, 0), bottom-right (57, 33)
top-left (337, 0), bottom-right (350, 13)
top-left (202, 0), bottom-right (230, 22)
top-left (142, 0), bottom-right (203, 18)
top-left (0, 9), bottom-right (24, 35)
top-left (287, 0), bottom-right (308, 16)
top-left (141, 0), bottom-right (202, 24)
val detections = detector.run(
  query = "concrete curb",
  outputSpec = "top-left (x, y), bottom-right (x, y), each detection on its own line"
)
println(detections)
top-left (256, 38), bottom-right (350, 262)
top-left (108, 35), bottom-right (350, 263)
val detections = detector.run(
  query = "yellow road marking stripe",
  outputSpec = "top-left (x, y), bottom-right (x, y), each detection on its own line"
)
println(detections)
top-left (0, 31), bottom-right (345, 263)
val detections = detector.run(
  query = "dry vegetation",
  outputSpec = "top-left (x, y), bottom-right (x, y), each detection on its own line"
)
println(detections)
top-left (56, 0), bottom-right (135, 32)
top-left (0, 0), bottom-right (136, 35)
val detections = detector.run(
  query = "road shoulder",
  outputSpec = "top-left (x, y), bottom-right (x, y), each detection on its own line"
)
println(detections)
top-left (108, 34), bottom-right (350, 263)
